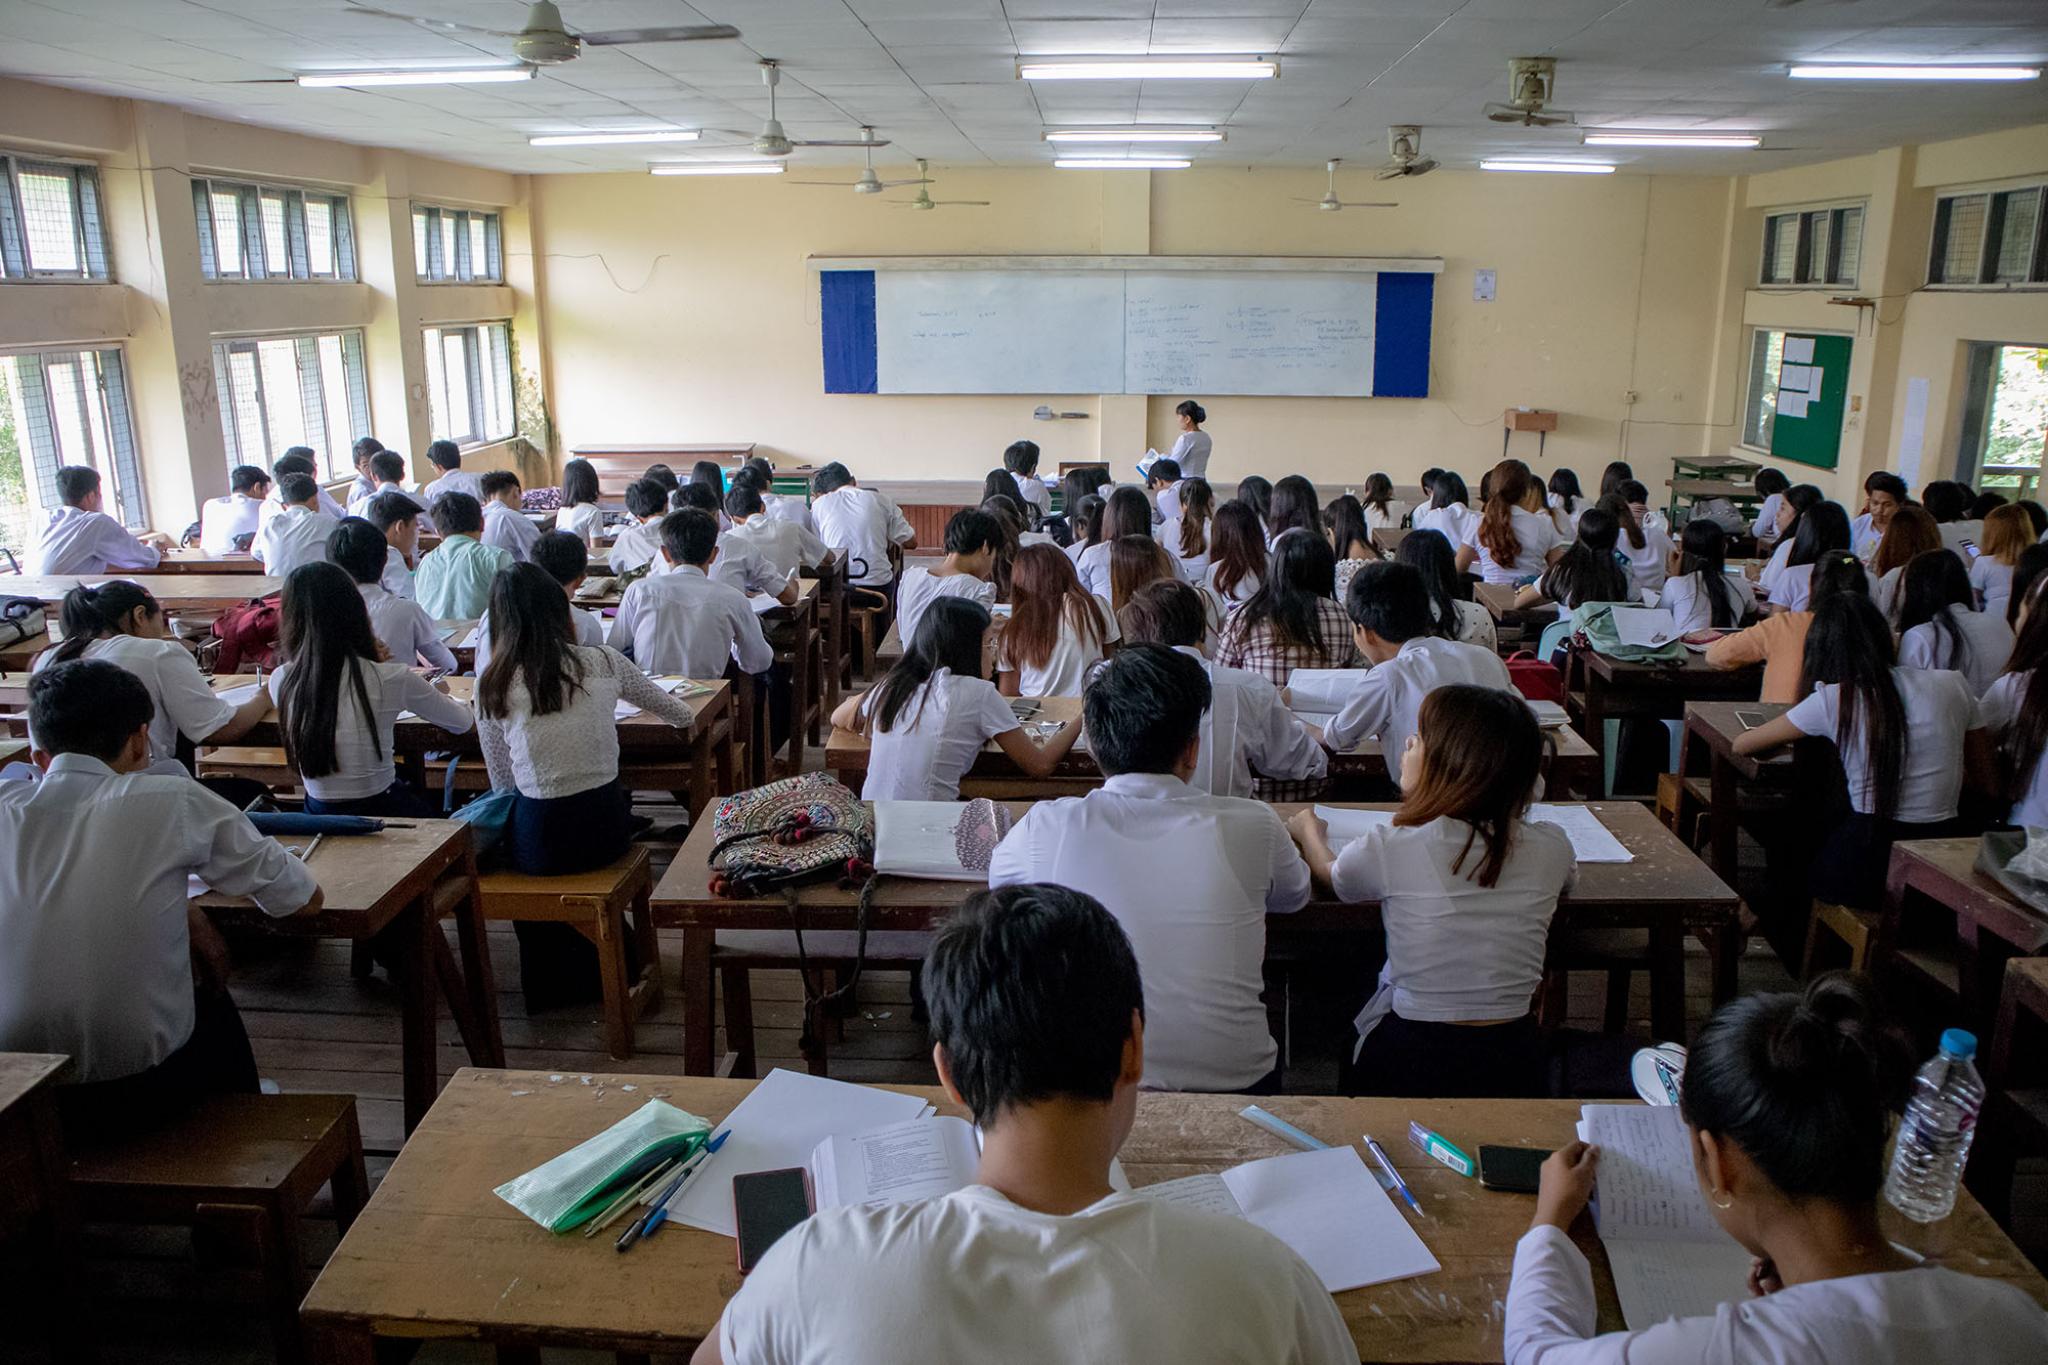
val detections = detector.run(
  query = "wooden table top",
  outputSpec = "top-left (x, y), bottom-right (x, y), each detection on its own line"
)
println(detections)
top-left (1583, 649), bottom-right (1758, 688)
top-left (190, 819), bottom-right (471, 937)
top-left (205, 672), bottom-right (726, 740)
top-left (1683, 701), bottom-right (1793, 779)
top-left (9, 573), bottom-right (275, 609)
top-left (145, 549), bottom-right (265, 575)
top-left (0, 631), bottom-right (48, 673)
top-left (1892, 838), bottom-right (2048, 954)
top-left (298, 1070), bottom-right (2046, 1359)
top-left (0, 1053), bottom-right (70, 1115)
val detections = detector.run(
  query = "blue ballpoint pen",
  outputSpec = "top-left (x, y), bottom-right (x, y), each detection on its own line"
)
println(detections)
top-left (619, 1129), bottom-right (729, 1251)
top-left (1363, 1134), bottom-right (1425, 1219)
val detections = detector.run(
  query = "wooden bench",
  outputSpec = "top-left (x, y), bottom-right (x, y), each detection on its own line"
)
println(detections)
top-left (66, 1093), bottom-right (367, 1365)
top-left (1803, 900), bottom-right (1878, 977)
top-left (195, 746), bottom-right (302, 794)
top-left (475, 847), bottom-right (659, 1058)
top-left (712, 930), bottom-right (931, 1077)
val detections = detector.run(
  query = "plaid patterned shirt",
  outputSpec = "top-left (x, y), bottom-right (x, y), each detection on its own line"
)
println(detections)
top-left (1216, 598), bottom-right (1359, 800)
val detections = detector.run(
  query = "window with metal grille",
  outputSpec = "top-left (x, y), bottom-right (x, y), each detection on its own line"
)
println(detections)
top-left (209, 330), bottom-right (371, 479)
top-left (1740, 328), bottom-right (1787, 452)
top-left (192, 177), bottom-right (356, 282)
top-left (0, 153), bottom-right (111, 280)
top-left (1931, 184), bottom-right (2048, 286)
top-left (411, 204), bottom-right (503, 282)
top-left (1759, 205), bottom-right (1863, 286)
top-left (0, 347), bottom-right (146, 549)
top-left (422, 322), bottom-right (515, 447)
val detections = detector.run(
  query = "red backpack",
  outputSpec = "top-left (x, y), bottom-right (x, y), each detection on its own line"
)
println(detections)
top-left (212, 594), bottom-right (282, 672)
top-left (1503, 649), bottom-right (1566, 703)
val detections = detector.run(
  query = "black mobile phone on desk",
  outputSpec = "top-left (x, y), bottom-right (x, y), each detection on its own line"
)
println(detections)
top-left (733, 1167), bottom-right (814, 1274)
top-left (1478, 1145), bottom-right (1550, 1194)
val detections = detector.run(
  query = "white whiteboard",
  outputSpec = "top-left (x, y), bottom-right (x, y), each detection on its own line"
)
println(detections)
top-left (1124, 272), bottom-right (1377, 397)
top-left (874, 271), bottom-right (1124, 394)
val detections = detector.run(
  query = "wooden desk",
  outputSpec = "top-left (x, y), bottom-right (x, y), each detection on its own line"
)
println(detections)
top-left (1679, 700), bottom-right (1793, 881)
top-left (1565, 647), bottom-right (1760, 768)
top-left (436, 618), bottom-right (480, 672)
top-left (761, 580), bottom-right (820, 776)
top-left (0, 1053), bottom-right (88, 1359)
top-left (300, 1071), bottom-right (2048, 1362)
top-left (145, 548), bottom-right (265, 575)
top-left (190, 820), bottom-right (501, 1134)
top-left (0, 631), bottom-right (45, 674)
top-left (654, 800), bottom-right (1737, 1074)
top-left (1881, 839), bottom-right (2048, 1035)
top-left (9, 573), bottom-right (274, 613)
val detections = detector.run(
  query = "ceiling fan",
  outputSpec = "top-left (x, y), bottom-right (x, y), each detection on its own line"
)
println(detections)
top-left (704, 60), bottom-right (893, 158)
top-left (1485, 57), bottom-right (1578, 127)
top-left (347, 2), bottom-right (738, 65)
top-left (1293, 160), bottom-right (1397, 212)
top-left (787, 130), bottom-right (930, 194)
top-left (1376, 126), bottom-right (1439, 179)
top-left (892, 164), bottom-right (988, 211)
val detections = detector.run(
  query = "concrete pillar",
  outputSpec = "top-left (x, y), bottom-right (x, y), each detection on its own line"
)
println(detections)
top-left (356, 152), bottom-right (434, 478)
top-left (1095, 171), bottom-right (1153, 464)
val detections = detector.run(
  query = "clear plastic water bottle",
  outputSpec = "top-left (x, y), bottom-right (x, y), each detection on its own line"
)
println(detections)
top-left (1883, 1028), bottom-right (1986, 1223)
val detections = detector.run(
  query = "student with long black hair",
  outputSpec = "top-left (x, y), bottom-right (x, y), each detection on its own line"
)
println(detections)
top-left (1518, 503), bottom-right (1634, 612)
top-left (1896, 549), bottom-right (2012, 696)
top-left (1169, 476), bottom-right (1216, 582)
top-left (1325, 493), bottom-right (1380, 602)
top-left (1765, 498), bottom-right (1853, 611)
top-left (1734, 592), bottom-right (1985, 908)
top-left (981, 468), bottom-right (1027, 521)
top-left (1546, 468), bottom-right (1587, 529)
top-left (1412, 469), bottom-right (1474, 546)
top-left (270, 561), bottom-right (471, 816)
top-left (1076, 486), bottom-right (1153, 599)
top-left (1359, 472), bottom-right (1406, 532)
top-left (1397, 528), bottom-right (1496, 649)
top-left (2009, 542), bottom-right (2048, 629)
top-left (1706, 552), bottom-right (1866, 703)
top-left (1206, 499), bottom-right (1268, 606)
top-left (1598, 460), bottom-right (1633, 500)
top-left (1062, 492), bottom-right (1106, 570)
top-left (555, 457), bottom-right (604, 545)
top-left (1983, 573), bottom-right (2048, 828)
top-left (1662, 519), bottom-right (1756, 633)
top-left (1613, 480), bottom-right (1674, 595)
top-left (1756, 483), bottom-right (1825, 601)
top-left (1235, 475), bottom-right (1272, 536)
top-left (833, 596), bottom-right (1077, 800)
top-left (1217, 533), bottom-right (1360, 796)
top-left (1923, 479), bottom-right (1983, 559)
top-left (1050, 466), bottom-right (1112, 549)
top-left (1507, 973), bottom-right (2048, 1364)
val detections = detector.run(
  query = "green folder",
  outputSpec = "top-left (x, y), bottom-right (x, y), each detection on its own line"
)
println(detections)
top-left (495, 1099), bottom-right (711, 1234)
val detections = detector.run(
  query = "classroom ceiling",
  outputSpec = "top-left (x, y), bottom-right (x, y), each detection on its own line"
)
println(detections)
top-left (3, 1), bottom-right (2048, 180)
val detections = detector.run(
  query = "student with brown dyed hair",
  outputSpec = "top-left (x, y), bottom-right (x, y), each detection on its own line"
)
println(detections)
top-left (1869, 504), bottom-right (1942, 622)
top-left (1168, 476), bottom-right (1216, 582)
top-left (1108, 535), bottom-right (1177, 623)
top-left (1076, 486), bottom-right (1154, 599)
top-left (1205, 499), bottom-right (1268, 605)
top-left (1289, 684), bottom-right (1575, 1096)
top-left (1970, 502), bottom-right (2033, 617)
top-left (997, 544), bottom-right (1118, 697)
top-left (1456, 460), bottom-right (1566, 585)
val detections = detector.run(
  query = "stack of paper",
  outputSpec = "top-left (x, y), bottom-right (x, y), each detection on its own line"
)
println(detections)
top-left (1312, 804), bottom-right (1633, 864)
top-left (873, 801), bottom-right (989, 881)
top-left (1609, 606), bottom-right (1679, 650)
top-left (1578, 1105), bottom-right (1752, 1327)
top-left (811, 1115), bottom-right (983, 1210)
top-left (1286, 667), bottom-right (1364, 720)
top-left (1527, 699), bottom-right (1570, 729)
top-left (494, 1099), bottom-right (711, 1233)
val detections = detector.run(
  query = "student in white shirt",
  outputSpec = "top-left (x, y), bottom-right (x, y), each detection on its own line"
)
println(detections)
top-left (722, 481), bottom-right (826, 580)
top-left (553, 458), bottom-right (605, 546)
top-left (348, 450), bottom-right (436, 535)
top-left (1163, 398), bottom-right (1213, 478)
top-left (1002, 439), bottom-right (1052, 524)
top-left (609, 509), bottom-right (773, 679)
top-left (473, 531), bottom-right (607, 677)
top-left (198, 465), bottom-right (271, 554)
top-left (252, 472), bottom-right (341, 578)
top-left (365, 490), bottom-right (422, 599)
top-left (1061, 491), bottom-right (1105, 572)
top-left (1167, 477), bottom-right (1216, 583)
top-left (259, 449), bottom-right (347, 527)
top-left (989, 646), bottom-right (1310, 1093)
top-left (1613, 480), bottom-right (1675, 595)
top-left (1321, 562), bottom-right (1517, 786)
top-left (730, 455), bottom-right (805, 532)
top-left (1264, 475), bottom-right (1323, 548)
top-left (1983, 575), bottom-right (2048, 827)
top-left (345, 436), bottom-right (383, 508)
top-left (1662, 519), bottom-right (1757, 634)
top-left (417, 440), bottom-right (485, 506)
top-left (1735, 593), bottom-right (1985, 909)
top-left (1457, 461), bottom-right (1566, 585)
top-left (1398, 528), bottom-right (1498, 650)
top-left (810, 462), bottom-right (916, 589)
top-left (833, 596), bottom-right (1077, 801)
top-left (1924, 479), bottom-right (1983, 561)
top-left (1867, 505), bottom-right (1943, 624)
top-left (1204, 498), bottom-right (1269, 607)
top-left (1143, 458), bottom-right (1184, 529)
top-left (1755, 483), bottom-right (1822, 600)
top-left (1413, 469), bottom-right (1476, 548)
top-left (2, 659), bottom-right (320, 1142)
top-left (1120, 579), bottom-right (1326, 799)
top-left (1325, 493), bottom-right (1381, 604)
top-left (997, 544), bottom-right (1118, 697)
top-left (1291, 684), bottom-right (1574, 1096)
top-left (1896, 549), bottom-right (2013, 697)
top-left (270, 561), bottom-right (472, 816)
top-left (1507, 974), bottom-right (2048, 1365)
top-left (606, 479), bottom-right (670, 576)
top-left (36, 581), bottom-right (269, 767)
top-left (329, 518), bottom-right (456, 672)
top-left (672, 482), bottom-right (798, 607)
top-left (477, 470), bottom-right (540, 564)
top-left (27, 465), bottom-right (168, 575)
top-left (1358, 472), bottom-right (1407, 532)
top-left (1514, 503), bottom-right (1636, 616)
top-left (1970, 503), bottom-right (2031, 617)
top-left (1076, 487), bottom-right (1154, 599)
top-left (1765, 498), bottom-right (1853, 612)
top-left (695, 882), bottom-right (1356, 1365)
top-left (1546, 468), bottom-right (1589, 532)
top-left (1748, 466), bottom-right (1791, 543)
top-left (1849, 471), bottom-right (1908, 561)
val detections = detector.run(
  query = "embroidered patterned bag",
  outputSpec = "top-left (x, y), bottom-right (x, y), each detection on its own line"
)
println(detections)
top-left (707, 772), bottom-right (874, 897)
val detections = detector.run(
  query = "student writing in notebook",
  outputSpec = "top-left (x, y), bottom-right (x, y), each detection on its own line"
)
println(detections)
top-left (253, 472), bottom-right (342, 578)
top-left (606, 478), bottom-right (671, 576)
top-left (696, 883), bottom-right (1354, 1365)
top-left (895, 509), bottom-right (1000, 645)
top-left (1399, 528), bottom-right (1497, 650)
top-left (722, 480), bottom-right (826, 580)
top-left (328, 517), bottom-right (456, 673)
top-left (996, 543), bottom-right (1118, 698)
top-left (1506, 974), bottom-right (2048, 1364)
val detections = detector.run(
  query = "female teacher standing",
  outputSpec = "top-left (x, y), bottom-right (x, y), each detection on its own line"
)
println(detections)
top-left (1167, 400), bottom-right (1212, 478)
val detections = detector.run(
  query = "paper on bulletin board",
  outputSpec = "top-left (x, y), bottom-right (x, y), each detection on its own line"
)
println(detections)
top-left (1783, 336), bottom-right (1815, 364)
top-left (1802, 366), bottom-right (1824, 395)
top-left (1898, 377), bottom-right (1932, 490)
top-left (1779, 363), bottom-right (1813, 393)
top-left (1778, 390), bottom-right (1810, 420)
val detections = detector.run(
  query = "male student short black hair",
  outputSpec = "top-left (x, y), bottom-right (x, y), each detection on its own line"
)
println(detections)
top-left (427, 440), bottom-right (462, 470)
top-left (923, 883), bottom-right (1143, 1124)
top-left (1084, 643), bottom-right (1211, 777)
top-left (640, 462), bottom-right (680, 493)
top-left (29, 659), bottom-right (154, 764)
top-left (813, 462), bottom-right (855, 496)
top-left (662, 508), bottom-right (719, 567)
top-left (228, 464), bottom-right (270, 495)
top-left (944, 508), bottom-right (1000, 556)
top-left (1002, 439), bottom-right (1040, 477)
top-left (725, 483), bottom-right (765, 519)
top-left (479, 470), bottom-right (521, 499)
top-left (368, 450), bottom-right (406, 485)
top-left (55, 466), bottom-right (101, 506)
top-left (273, 452), bottom-right (317, 481)
top-left (366, 490), bottom-right (420, 533)
top-left (672, 482), bottom-right (720, 515)
top-left (326, 518), bottom-right (389, 585)
top-left (352, 436), bottom-right (384, 463)
top-left (623, 478), bottom-right (668, 520)
top-left (532, 529), bottom-right (589, 587)
top-left (434, 491), bottom-right (484, 536)
top-left (283, 445), bottom-right (316, 464)
top-left (1345, 561), bottom-right (1431, 642)
top-left (743, 455), bottom-right (774, 485)
top-left (278, 472), bottom-right (320, 507)
top-left (1120, 579), bottom-right (1209, 650)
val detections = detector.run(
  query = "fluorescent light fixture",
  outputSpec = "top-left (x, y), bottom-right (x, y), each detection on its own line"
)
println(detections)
top-left (1054, 157), bottom-right (1193, 170)
top-left (1788, 63), bottom-right (2039, 81)
top-left (649, 162), bottom-right (785, 176)
top-left (1020, 57), bottom-right (1277, 81)
top-left (1044, 127), bottom-right (1224, 143)
top-left (296, 66), bottom-right (535, 88)
top-left (1480, 159), bottom-right (1615, 174)
top-left (530, 130), bottom-right (702, 147)
top-left (1584, 132), bottom-right (1762, 148)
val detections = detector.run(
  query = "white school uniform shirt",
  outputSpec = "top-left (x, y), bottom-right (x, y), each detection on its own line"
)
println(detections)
top-left (418, 469), bottom-right (484, 506)
top-left (1981, 670), bottom-right (2048, 827)
top-left (198, 492), bottom-right (264, 555)
top-left (723, 514), bottom-right (827, 581)
top-left (381, 545), bottom-right (415, 600)
top-left (1873, 563), bottom-right (1906, 623)
top-left (1547, 494), bottom-right (1588, 531)
top-left (479, 501), bottom-right (541, 564)
top-left (1899, 606), bottom-right (2013, 698)
top-left (989, 772), bottom-right (1310, 1091)
top-left (1362, 499), bottom-right (1408, 532)
top-left (27, 504), bottom-right (161, 575)
top-left (1423, 597), bottom-right (1498, 651)
top-left (34, 634), bottom-right (236, 763)
top-left (1756, 539), bottom-right (1796, 603)
top-left (606, 518), bottom-right (662, 575)
top-left (359, 582), bottom-right (456, 672)
top-left (762, 492), bottom-right (813, 531)
top-left (720, 1182), bottom-right (1356, 1365)
top-left (1786, 666), bottom-right (1980, 822)
top-left (1766, 561), bottom-right (1830, 612)
top-left (1205, 561), bottom-right (1262, 606)
top-left (1504, 1222), bottom-right (2048, 1365)
top-left (1463, 507), bottom-right (1562, 585)
top-left (1062, 537), bottom-right (1091, 572)
top-left (555, 502), bottom-right (604, 546)
top-left (896, 566), bottom-right (997, 646)
top-left (1322, 638), bottom-right (1516, 785)
top-left (1165, 429), bottom-right (1212, 478)
top-left (1411, 501), bottom-right (1475, 548)
top-left (347, 481), bottom-right (435, 534)
top-left (252, 505), bottom-right (340, 578)
top-left (1851, 510), bottom-right (1885, 561)
top-left (1000, 596), bottom-right (1119, 698)
top-left (706, 542), bottom-right (789, 600)
top-left (476, 645), bottom-right (700, 799)
top-left (1167, 517), bottom-right (1211, 583)
top-left (812, 484), bottom-right (913, 587)
top-left (1173, 645), bottom-right (1327, 800)
top-left (1749, 491), bottom-right (1785, 540)
top-left (1663, 570), bottom-right (1757, 634)
top-left (263, 484), bottom-right (347, 528)
top-left (1971, 555), bottom-right (2015, 617)
top-left (609, 563), bottom-right (773, 679)
top-left (1939, 519), bottom-right (1984, 562)
top-left (1152, 480), bottom-right (1183, 528)
top-left (1074, 540), bottom-right (1117, 598)
top-left (266, 659), bottom-right (472, 803)
top-left (856, 669), bottom-right (1018, 801)
top-left (0, 754), bottom-right (316, 1082)
top-left (1015, 477), bottom-right (1052, 521)
top-left (1331, 816), bottom-right (1575, 1048)
top-left (470, 602), bottom-right (604, 679)
top-left (1618, 521), bottom-right (1674, 595)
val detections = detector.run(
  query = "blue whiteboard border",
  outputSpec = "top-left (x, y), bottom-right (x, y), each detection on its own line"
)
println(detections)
top-left (820, 270), bottom-right (878, 394)
top-left (1373, 272), bottom-right (1433, 399)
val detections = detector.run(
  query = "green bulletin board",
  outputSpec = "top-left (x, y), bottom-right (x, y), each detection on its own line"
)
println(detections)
top-left (1768, 332), bottom-right (1852, 470)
